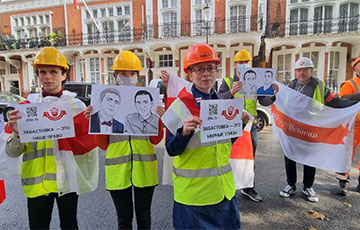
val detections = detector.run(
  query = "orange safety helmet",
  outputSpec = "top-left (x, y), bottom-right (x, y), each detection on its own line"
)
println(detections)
top-left (353, 57), bottom-right (360, 72)
top-left (33, 47), bottom-right (69, 69)
top-left (183, 44), bottom-right (220, 73)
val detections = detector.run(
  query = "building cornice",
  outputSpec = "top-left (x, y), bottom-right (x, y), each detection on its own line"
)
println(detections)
top-left (0, 0), bottom-right (99, 14)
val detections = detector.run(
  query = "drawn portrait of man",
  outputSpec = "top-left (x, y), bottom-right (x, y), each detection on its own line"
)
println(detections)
top-left (257, 70), bottom-right (274, 95)
top-left (90, 88), bottom-right (124, 133)
top-left (125, 90), bottom-right (158, 134)
top-left (240, 70), bottom-right (257, 95)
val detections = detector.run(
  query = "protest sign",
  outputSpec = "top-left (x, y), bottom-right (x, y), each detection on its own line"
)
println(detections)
top-left (16, 101), bottom-right (75, 143)
top-left (90, 84), bottom-right (160, 136)
top-left (236, 67), bottom-right (277, 95)
top-left (200, 98), bottom-right (244, 143)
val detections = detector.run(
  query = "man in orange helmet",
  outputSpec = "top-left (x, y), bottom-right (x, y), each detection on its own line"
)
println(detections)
top-left (336, 56), bottom-right (360, 195)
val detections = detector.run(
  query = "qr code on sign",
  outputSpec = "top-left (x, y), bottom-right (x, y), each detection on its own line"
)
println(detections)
top-left (208, 104), bottom-right (218, 116)
top-left (26, 106), bottom-right (38, 118)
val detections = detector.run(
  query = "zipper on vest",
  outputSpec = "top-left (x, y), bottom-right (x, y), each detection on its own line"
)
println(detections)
top-left (128, 136), bottom-right (134, 185)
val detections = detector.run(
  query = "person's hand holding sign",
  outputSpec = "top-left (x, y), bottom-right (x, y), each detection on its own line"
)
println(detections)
top-left (230, 81), bottom-right (243, 97)
top-left (84, 106), bottom-right (93, 120)
top-left (182, 116), bottom-right (202, 136)
top-left (272, 83), bottom-right (279, 94)
top-left (8, 110), bottom-right (21, 134)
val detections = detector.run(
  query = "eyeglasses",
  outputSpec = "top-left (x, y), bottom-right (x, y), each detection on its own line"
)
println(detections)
top-left (190, 66), bottom-right (218, 75)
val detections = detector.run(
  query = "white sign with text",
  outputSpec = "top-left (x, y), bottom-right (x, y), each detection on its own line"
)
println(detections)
top-left (200, 98), bottom-right (244, 143)
top-left (16, 101), bottom-right (75, 143)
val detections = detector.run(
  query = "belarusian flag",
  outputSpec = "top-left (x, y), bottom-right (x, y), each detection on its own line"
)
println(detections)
top-left (230, 120), bottom-right (254, 189)
top-left (0, 180), bottom-right (5, 205)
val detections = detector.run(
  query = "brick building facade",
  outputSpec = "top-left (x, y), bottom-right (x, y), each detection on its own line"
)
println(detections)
top-left (0, 0), bottom-right (359, 97)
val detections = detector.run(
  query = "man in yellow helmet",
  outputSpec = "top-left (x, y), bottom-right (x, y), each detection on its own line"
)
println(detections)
top-left (218, 49), bottom-right (279, 202)
top-left (5, 47), bottom-right (99, 229)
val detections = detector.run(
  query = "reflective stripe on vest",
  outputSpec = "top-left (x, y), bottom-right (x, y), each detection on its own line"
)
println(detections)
top-left (105, 136), bottom-right (158, 190)
top-left (173, 164), bottom-right (232, 178)
top-left (349, 79), bottom-right (359, 93)
top-left (22, 173), bottom-right (56, 186)
top-left (23, 148), bottom-right (54, 161)
top-left (105, 153), bottom-right (157, 165)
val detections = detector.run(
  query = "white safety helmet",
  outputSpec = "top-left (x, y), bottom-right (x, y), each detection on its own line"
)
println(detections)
top-left (295, 57), bottom-right (314, 70)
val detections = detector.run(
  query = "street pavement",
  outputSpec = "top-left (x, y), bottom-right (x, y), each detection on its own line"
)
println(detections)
top-left (1, 127), bottom-right (360, 229)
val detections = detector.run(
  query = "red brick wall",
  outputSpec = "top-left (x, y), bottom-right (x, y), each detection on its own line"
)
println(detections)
top-left (268, 0), bottom-right (286, 36)
top-left (152, 0), bottom-right (158, 39)
top-left (181, 0), bottom-right (191, 36)
top-left (251, 0), bottom-right (258, 31)
top-left (215, 0), bottom-right (225, 34)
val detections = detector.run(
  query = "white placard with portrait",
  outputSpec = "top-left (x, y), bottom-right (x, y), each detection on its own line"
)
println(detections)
top-left (236, 67), bottom-right (277, 95)
top-left (16, 101), bottom-right (75, 143)
top-left (89, 84), bottom-right (160, 136)
top-left (200, 98), bottom-right (244, 143)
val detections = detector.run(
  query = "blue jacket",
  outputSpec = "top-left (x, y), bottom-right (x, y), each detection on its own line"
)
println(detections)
top-left (90, 112), bottom-right (124, 133)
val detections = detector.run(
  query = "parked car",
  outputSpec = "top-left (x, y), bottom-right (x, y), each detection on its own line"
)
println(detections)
top-left (256, 104), bottom-right (272, 132)
top-left (63, 82), bottom-right (92, 106)
top-left (149, 78), bottom-right (167, 104)
top-left (0, 93), bottom-right (26, 121)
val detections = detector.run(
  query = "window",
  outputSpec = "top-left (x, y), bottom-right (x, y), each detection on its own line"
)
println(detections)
top-left (41, 27), bottom-right (50, 36)
top-left (118, 20), bottom-right (132, 41)
top-left (107, 57), bottom-right (114, 85)
top-left (108, 7), bottom-right (114, 17)
top-left (101, 8), bottom-right (106, 17)
top-left (314, 6), bottom-right (333, 34)
top-left (195, 0), bottom-right (210, 4)
top-left (92, 9), bottom-right (98, 18)
top-left (78, 62), bottom-right (84, 82)
top-left (290, 0), bottom-right (297, 3)
top-left (230, 5), bottom-right (246, 33)
top-left (45, 15), bottom-right (49, 23)
top-left (162, 0), bottom-right (168, 8)
top-left (328, 51), bottom-right (340, 94)
top-left (10, 65), bottom-right (18, 74)
top-left (277, 54), bottom-right (292, 85)
top-left (162, 12), bottom-right (177, 37)
top-left (194, 9), bottom-right (204, 35)
top-left (87, 23), bottom-right (100, 43)
top-left (103, 21), bottom-right (115, 42)
top-left (339, 3), bottom-right (359, 32)
top-left (162, 0), bottom-right (177, 8)
top-left (303, 52), bottom-right (319, 78)
top-left (117, 7), bottom-right (122, 15)
top-left (159, 54), bottom-right (173, 67)
top-left (89, 58), bottom-right (100, 84)
top-left (86, 11), bottom-right (90, 19)
top-left (217, 52), bottom-right (222, 78)
top-left (289, 8), bottom-right (308, 35)
top-left (32, 16), bottom-right (37, 25)
top-left (124, 6), bottom-right (130, 15)
top-left (138, 55), bottom-right (145, 68)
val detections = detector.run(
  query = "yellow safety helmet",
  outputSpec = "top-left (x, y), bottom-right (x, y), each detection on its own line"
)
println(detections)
top-left (32, 47), bottom-right (69, 69)
top-left (234, 49), bottom-right (253, 62)
top-left (111, 51), bottom-right (143, 71)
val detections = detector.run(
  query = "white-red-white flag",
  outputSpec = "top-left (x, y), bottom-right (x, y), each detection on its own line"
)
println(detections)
top-left (272, 83), bottom-right (360, 172)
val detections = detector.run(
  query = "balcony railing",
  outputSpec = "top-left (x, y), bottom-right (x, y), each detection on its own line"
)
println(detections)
top-left (269, 15), bottom-right (360, 38)
top-left (1, 15), bottom-right (359, 51)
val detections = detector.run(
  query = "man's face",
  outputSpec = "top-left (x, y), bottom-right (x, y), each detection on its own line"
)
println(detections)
top-left (355, 62), bottom-right (360, 75)
top-left (135, 94), bottom-right (153, 119)
top-left (38, 65), bottom-right (66, 94)
top-left (244, 73), bottom-right (256, 87)
top-left (264, 72), bottom-right (272, 84)
top-left (100, 93), bottom-right (121, 117)
top-left (295, 68), bottom-right (312, 85)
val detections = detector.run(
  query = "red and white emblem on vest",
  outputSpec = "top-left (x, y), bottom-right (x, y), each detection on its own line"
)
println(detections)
top-left (221, 105), bottom-right (239, 120)
top-left (43, 107), bottom-right (67, 121)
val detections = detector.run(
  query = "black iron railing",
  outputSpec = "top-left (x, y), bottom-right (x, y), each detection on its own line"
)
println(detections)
top-left (1, 15), bottom-right (359, 51)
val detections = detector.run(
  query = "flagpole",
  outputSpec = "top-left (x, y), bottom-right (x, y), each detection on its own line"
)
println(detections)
top-left (81, 0), bottom-right (101, 31)
top-left (63, 0), bottom-right (69, 45)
